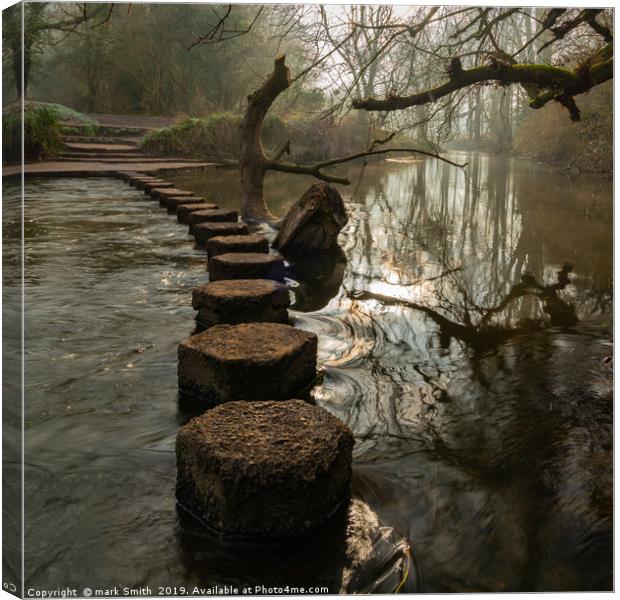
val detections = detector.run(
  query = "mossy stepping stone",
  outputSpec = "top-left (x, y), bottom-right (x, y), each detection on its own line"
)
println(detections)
top-left (166, 196), bottom-right (211, 213)
top-left (193, 222), bottom-right (249, 244)
top-left (177, 322), bottom-right (317, 403)
top-left (208, 252), bottom-right (285, 283)
top-left (142, 180), bottom-right (175, 193)
top-left (178, 203), bottom-right (222, 224)
top-left (176, 399), bottom-right (354, 538)
top-left (153, 188), bottom-right (195, 207)
top-left (192, 279), bottom-right (289, 328)
top-left (207, 234), bottom-right (269, 259)
top-left (188, 209), bottom-right (239, 233)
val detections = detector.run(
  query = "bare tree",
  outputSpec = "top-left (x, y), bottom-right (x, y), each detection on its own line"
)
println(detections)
top-left (239, 55), bottom-right (465, 220)
top-left (353, 8), bottom-right (612, 122)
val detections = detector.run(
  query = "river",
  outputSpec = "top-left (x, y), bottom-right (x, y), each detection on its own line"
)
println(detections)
top-left (3, 152), bottom-right (612, 592)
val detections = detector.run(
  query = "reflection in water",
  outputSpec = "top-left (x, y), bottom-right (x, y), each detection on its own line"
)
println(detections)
top-left (284, 247), bottom-right (347, 312)
top-left (351, 263), bottom-right (579, 350)
top-left (7, 151), bottom-right (612, 593)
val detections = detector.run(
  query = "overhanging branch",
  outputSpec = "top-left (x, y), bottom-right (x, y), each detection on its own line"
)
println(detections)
top-left (352, 43), bottom-right (613, 121)
top-left (267, 147), bottom-right (467, 185)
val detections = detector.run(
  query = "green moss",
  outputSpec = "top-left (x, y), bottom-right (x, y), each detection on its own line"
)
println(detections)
top-left (140, 113), bottom-right (247, 159)
top-left (139, 110), bottom-right (424, 165)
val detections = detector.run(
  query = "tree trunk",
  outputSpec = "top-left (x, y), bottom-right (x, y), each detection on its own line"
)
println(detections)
top-left (239, 55), bottom-right (291, 221)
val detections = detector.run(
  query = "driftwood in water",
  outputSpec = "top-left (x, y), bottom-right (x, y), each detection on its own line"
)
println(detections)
top-left (273, 183), bottom-right (348, 253)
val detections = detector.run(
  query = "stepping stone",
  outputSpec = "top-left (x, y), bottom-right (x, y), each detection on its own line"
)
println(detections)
top-left (209, 252), bottom-right (285, 283)
top-left (166, 196), bottom-right (211, 213)
top-left (177, 203), bottom-right (222, 224)
top-left (192, 279), bottom-right (290, 328)
top-left (193, 222), bottom-right (249, 244)
top-left (188, 209), bottom-right (239, 233)
top-left (127, 175), bottom-right (160, 187)
top-left (142, 181), bottom-right (175, 193)
top-left (134, 179), bottom-right (168, 191)
top-left (177, 322), bottom-right (317, 403)
top-left (118, 171), bottom-right (145, 182)
top-left (207, 234), bottom-right (269, 259)
top-left (176, 399), bottom-right (354, 538)
top-left (151, 188), bottom-right (195, 207)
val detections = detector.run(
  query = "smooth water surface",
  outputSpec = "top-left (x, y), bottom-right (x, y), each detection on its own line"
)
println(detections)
top-left (4, 153), bottom-right (612, 592)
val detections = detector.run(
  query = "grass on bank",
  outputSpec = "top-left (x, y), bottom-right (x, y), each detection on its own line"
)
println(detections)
top-left (140, 112), bottom-right (430, 164)
top-left (2, 101), bottom-right (98, 163)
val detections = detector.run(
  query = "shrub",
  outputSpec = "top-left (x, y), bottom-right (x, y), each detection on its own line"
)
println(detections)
top-left (513, 82), bottom-right (612, 173)
top-left (3, 103), bottom-right (63, 163)
top-left (140, 113), bottom-right (238, 159)
top-left (140, 112), bottom-right (397, 163)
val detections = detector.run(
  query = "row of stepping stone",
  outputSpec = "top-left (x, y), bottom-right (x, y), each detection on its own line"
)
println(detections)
top-left (117, 170), bottom-right (355, 540)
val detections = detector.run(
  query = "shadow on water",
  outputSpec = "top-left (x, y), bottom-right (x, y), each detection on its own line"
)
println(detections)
top-left (285, 247), bottom-right (348, 312)
top-left (176, 469), bottom-right (420, 594)
top-left (9, 151), bottom-right (613, 593)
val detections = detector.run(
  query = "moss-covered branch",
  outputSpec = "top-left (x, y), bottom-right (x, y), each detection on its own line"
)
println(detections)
top-left (352, 43), bottom-right (613, 121)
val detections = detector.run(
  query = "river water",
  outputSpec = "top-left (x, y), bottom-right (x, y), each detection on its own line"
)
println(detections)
top-left (3, 153), bottom-right (612, 593)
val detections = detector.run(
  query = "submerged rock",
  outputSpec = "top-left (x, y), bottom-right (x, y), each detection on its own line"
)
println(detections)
top-left (273, 183), bottom-right (348, 252)
top-left (208, 252), bottom-right (285, 283)
top-left (192, 279), bottom-right (289, 328)
top-left (176, 399), bottom-right (354, 538)
top-left (177, 322), bottom-right (317, 403)
top-left (207, 234), bottom-right (269, 259)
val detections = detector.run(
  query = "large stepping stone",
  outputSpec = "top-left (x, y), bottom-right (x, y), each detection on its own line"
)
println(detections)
top-left (176, 399), bottom-right (354, 538)
top-left (177, 322), bottom-right (317, 403)
top-left (192, 279), bottom-right (290, 328)
top-left (166, 196), bottom-right (211, 213)
top-left (207, 234), bottom-right (269, 259)
top-left (177, 202), bottom-right (221, 224)
top-left (193, 222), bottom-right (249, 245)
top-left (188, 209), bottom-right (239, 233)
top-left (209, 252), bottom-right (285, 283)
top-left (153, 188), bottom-right (195, 207)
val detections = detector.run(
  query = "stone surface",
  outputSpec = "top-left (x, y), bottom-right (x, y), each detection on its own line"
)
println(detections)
top-left (188, 209), bottom-right (239, 233)
top-left (130, 177), bottom-right (165, 189)
top-left (119, 172), bottom-right (146, 182)
top-left (192, 279), bottom-right (289, 328)
top-left (209, 252), bottom-right (285, 283)
top-left (136, 180), bottom-right (168, 191)
top-left (178, 203), bottom-right (223, 224)
top-left (151, 188), bottom-right (195, 207)
top-left (166, 196), bottom-right (212, 213)
top-left (176, 399), bottom-right (353, 538)
top-left (142, 180), bottom-right (175, 193)
top-left (207, 234), bottom-right (269, 259)
top-left (177, 322), bottom-right (317, 403)
top-left (273, 183), bottom-right (348, 252)
top-left (193, 222), bottom-right (249, 244)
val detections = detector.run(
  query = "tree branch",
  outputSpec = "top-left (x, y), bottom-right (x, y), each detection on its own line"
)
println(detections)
top-left (267, 146), bottom-right (467, 185)
top-left (352, 44), bottom-right (613, 120)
